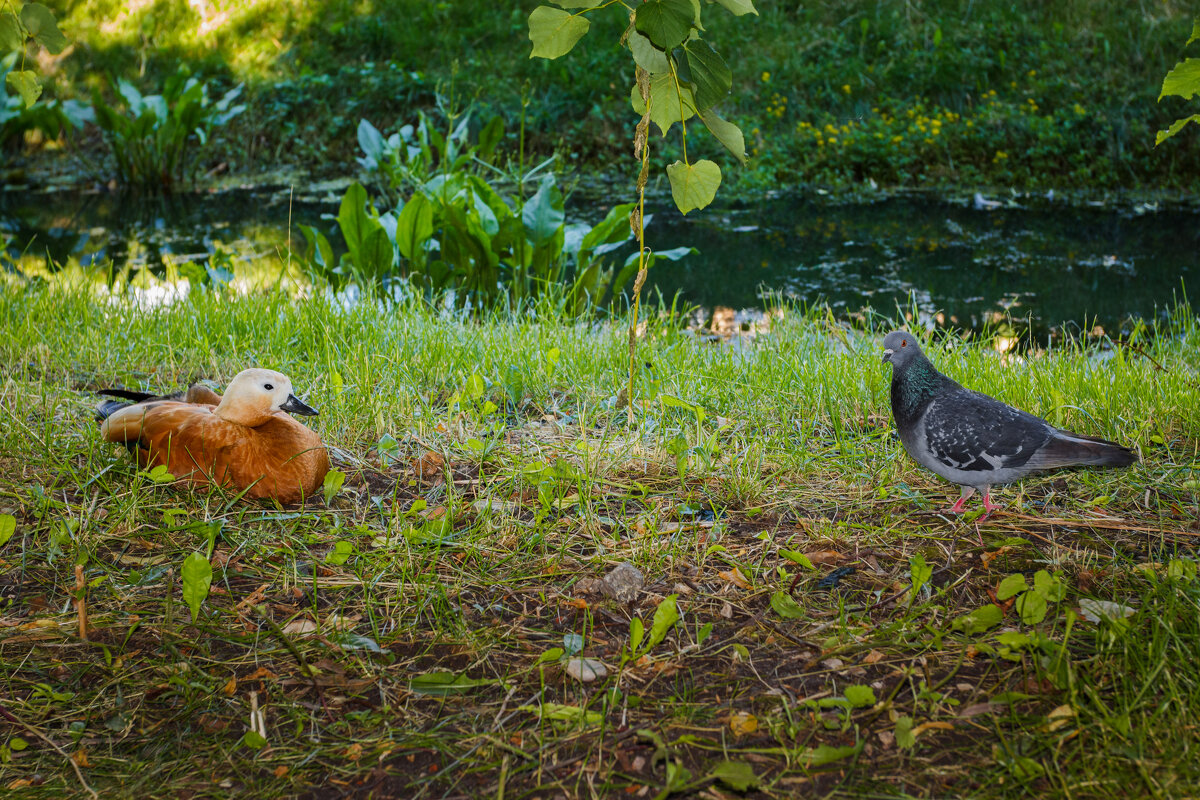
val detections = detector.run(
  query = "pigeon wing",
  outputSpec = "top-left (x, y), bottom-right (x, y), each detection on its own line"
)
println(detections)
top-left (922, 390), bottom-right (1054, 473)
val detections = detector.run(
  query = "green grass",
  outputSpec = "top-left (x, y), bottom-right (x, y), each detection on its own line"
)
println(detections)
top-left (18, 0), bottom-right (1200, 194)
top-left (0, 283), bottom-right (1199, 797)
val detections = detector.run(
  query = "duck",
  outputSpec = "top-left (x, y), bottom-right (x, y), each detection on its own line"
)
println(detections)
top-left (881, 330), bottom-right (1136, 517)
top-left (96, 368), bottom-right (329, 504)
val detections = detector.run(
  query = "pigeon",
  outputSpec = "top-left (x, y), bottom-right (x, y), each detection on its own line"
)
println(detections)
top-left (881, 330), bottom-right (1136, 517)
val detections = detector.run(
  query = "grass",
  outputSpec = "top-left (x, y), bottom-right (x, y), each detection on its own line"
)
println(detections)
top-left (16, 0), bottom-right (1200, 194)
top-left (0, 283), bottom-right (1199, 797)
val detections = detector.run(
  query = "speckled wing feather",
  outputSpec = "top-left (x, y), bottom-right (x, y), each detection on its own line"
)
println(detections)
top-left (922, 390), bottom-right (1052, 474)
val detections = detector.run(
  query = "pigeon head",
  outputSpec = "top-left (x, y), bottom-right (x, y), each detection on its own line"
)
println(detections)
top-left (881, 330), bottom-right (922, 368)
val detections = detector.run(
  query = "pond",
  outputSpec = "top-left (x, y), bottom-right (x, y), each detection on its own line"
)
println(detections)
top-left (3, 186), bottom-right (1197, 340)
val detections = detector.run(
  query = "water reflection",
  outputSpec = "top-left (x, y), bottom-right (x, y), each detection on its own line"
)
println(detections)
top-left (3, 187), bottom-right (1197, 339)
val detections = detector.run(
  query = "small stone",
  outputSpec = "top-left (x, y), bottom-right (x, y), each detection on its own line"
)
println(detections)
top-left (565, 657), bottom-right (607, 682)
top-left (600, 562), bottom-right (644, 603)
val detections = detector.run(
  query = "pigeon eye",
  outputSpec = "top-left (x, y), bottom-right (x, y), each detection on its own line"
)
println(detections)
top-left (901, 340), bottom-right (907, 348)
top-left (264, 383), bottom-right (274, 391)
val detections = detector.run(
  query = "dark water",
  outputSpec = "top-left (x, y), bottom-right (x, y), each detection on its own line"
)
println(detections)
top-left (3, 187), bottom-right (1197, 337)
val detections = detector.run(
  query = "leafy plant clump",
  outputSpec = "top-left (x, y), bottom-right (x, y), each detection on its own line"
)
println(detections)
top-left (1156, 18), bottom-right (1200, 145)
top-left (92, 68), bottom-right (246, 192)
top-left (301, 107), bottom-right (692, 311)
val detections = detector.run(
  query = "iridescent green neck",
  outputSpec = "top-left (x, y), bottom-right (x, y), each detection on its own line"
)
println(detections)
top-left (891, 355), bottom-right (949, 426)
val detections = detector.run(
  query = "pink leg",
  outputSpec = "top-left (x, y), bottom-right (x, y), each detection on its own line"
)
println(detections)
top-left (979, 491), bottom-right (1001, 521)
top-left (947, 487), bottom-right (975, 514)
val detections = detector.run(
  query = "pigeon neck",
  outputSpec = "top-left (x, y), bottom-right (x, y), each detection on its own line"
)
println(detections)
top-left (891, 355), bottom-right (950, 426)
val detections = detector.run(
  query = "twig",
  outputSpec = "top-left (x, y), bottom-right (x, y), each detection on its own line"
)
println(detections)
top-left (0, 702), bottom-right (98, 799)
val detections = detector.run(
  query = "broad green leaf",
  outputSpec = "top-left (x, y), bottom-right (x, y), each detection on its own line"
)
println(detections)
top-left (844, 684), bottom-right (876, 707)
top-left (538, 647), bottom-right (565, 664)
top-left (337, 182), bottom-right (373, 267)
top-left (328, 631), bottom-right (383, 652)
top-left (520, 702), bottom-right (603, 724)
top-left (357, 118), bottom-right (385, 165)
top-left (709, 759), bottom-right (759, 791)
top-left (522, 177), bottom-right (565, 245)
top-left (324, 540), bottom-right (353, 566)
top-left (895, 715), bottom-right (916, 749)
top-left (646, 594), bottom-right (679, 650)
top-left (779, 549), bottom-right (814, 569)
top-left (241, 730), bottom-right (268, 749)
top-left (666, 159), bottom-right (721, 214)
top-left (712, 0), bottom-right (757, 15)
top-left (0, 514), bottom-right (14, 547)
top-left (181, 552), bottom-right (212, 622)
top-left (1190, 18), bottom-right (1200, 46)
top-left (770, 590), bottom-right (805, 619)
top-left (950, 604), bottom-right (1003, 634)
top-left (1016, 591), bottom-right (1048, 624)
top-left (800, 743), bottom-right (860, 766)
top-left (628, 30), bottom-right (670, 73)
top-left (0, 13), bottom-right (22, 52)
top-left (653, 246), bottom-right (696, 261)
top-left (635, 0), bottom-right (694, 50)
top-left (697, 108), bottom-right (746, 164)
top-left (322, 469), bottom-right (345, 505)
top-left (996, 631), bottom-right (1031, 648)
top-left (299, 224), bottom-right (334, 271)
top-left (20, 3), bottom-right (67, 54)
top-left (359, 225), bottom-right (394, 277)
top-left (144, 465), bottom-right (175, 484)
top-left (411, 671), bottom-right (498, 695)
top-left (997, 573), bottom-right (1027, 601)
top-left (681, 39), bottom-right (731, 109)
top-left (629, 617), bottom-right (645, 652)
top-left (550, 0), bottom-right (597, 9)
top-left (909, 552), bottom-right (932, 596)
top-left (6, 71), bottom-right (41, 108)
top-left (631, 70), bottom-right (698, 136)
top-left (528, 6), bottom-right (590, 59)
top-left (578, 202), bottom-right (636, 258)
top-left (1033, 570), bottom-right (1066, 602)
top-left (1160, 58), bottom-right (1200, 100)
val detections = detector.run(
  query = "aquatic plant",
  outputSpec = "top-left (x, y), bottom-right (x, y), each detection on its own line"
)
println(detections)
top-left (301, 108), bottom-right (691, 312)
top-left (91, 68), bottom-right (245, 192)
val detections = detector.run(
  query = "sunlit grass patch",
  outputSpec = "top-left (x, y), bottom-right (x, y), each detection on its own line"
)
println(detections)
top-left (0, 285), bottom-right (1197, 796)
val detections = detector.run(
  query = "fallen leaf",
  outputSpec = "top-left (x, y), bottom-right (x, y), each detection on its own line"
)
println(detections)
top-left (72, 749), bottom-right (89, 767)
top-left (221, 675), bottom-right (237, 696)
top-left (1045, 704), bottom-right (1075, 732)
top-left (729, 711), bottom-right (758, 735)
top-left (718, 567), bottom-right (751, 589)
top-left (913, 721), bottom-right (954, 737)
top-left (414, 452), bottom-right (445, 482)
top-left (959, 703), bottom-right (1000, 718)
top-left (803, 550), bottom-right (843, 565)
top-left (245, 667), bottom-right (279, 682)
top-left (344, 742), bottom-right (363, 761)
top-left (282, 618), bottom-right (318, 635)
top-left (862, 649), bottom-right (885, 665)
top-left (273, 766), bottom-right (289, 778)
top-left (565, 657), bottom-right (608, 682)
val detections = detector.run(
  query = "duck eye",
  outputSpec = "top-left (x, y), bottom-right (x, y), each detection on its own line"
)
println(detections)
top-left (264, 383), bottom-right (274, 391)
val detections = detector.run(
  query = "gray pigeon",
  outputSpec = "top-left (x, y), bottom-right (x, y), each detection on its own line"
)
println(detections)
top-left (881, 330), bottom-right (1136, 516)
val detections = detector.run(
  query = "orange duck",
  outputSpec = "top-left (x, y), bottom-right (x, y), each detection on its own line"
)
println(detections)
top-left (97, 369), bottom-right (329, 503)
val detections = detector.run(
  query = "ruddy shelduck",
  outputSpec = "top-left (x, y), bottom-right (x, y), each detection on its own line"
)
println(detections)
top-left (97, 369), bottom-right (329, 503)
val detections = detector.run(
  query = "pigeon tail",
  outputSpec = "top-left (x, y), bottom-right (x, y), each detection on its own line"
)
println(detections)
top-left (1035, 430), bottom-right (1137, 470)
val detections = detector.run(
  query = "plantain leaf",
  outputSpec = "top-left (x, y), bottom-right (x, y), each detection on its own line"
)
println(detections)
top-left (646, 594), bottom-right (679, 650)
top-left (666, 159), bottom-right (721, 214)
top-left (528, 6), bottom-right (590, 59)
top-left (0, 514), bottom-right (15, 547)
top-left (396, 193), bottom-right (434, 260)
top-left (181, 552), bottom-right (212, 623)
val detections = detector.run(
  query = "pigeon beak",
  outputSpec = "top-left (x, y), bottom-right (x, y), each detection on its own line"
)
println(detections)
top-left (882, 348), bottom-right (894, 363)
top-left (280, 394), bottom-right (319, 416)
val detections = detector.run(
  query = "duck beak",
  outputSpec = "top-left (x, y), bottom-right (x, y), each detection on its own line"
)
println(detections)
top-left (882, 348), bottom-right (894, 363)
top-left (280, 394), bottom-right (319, 416)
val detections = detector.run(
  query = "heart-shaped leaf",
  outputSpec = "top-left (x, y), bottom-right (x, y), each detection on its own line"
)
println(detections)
top-left (666, 159), bottom-right (721, 214)
top-left (528, 6), bottom-right (590, 59)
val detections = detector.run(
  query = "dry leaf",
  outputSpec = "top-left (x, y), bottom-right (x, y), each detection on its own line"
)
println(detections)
top-left (729, 711), bottom-right (758, 735)
top-left (72, 749), bottom-right (89, 767)
top-left (862, 649), bottom-right (885, 665)
top-left (282, 618), bottom-right (318, 635)
top-left (344, 742), bottom-right (363, 761)
top-left (803, 550), bottom-right (843, 565)
top-left (273, 766), bottom-right (289, 778)
top-left (221, 675), bottom-right (237, 696)
top-left (913, 721), bottom-right (954, 737)
top-left (1045, 704), bottom-right (1075, 731)
top-left (718, 567), bottom-right (751, 589)
top-left (414, 452), bottom-right (445, 482)
top-left (245, 667), bottom-right (279, 682)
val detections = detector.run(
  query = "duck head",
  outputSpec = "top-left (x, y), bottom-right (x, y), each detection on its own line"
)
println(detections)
top-left (214, 368), bottom-right (319, 427)
top-left (881, 330), bottom-right (922, 368)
